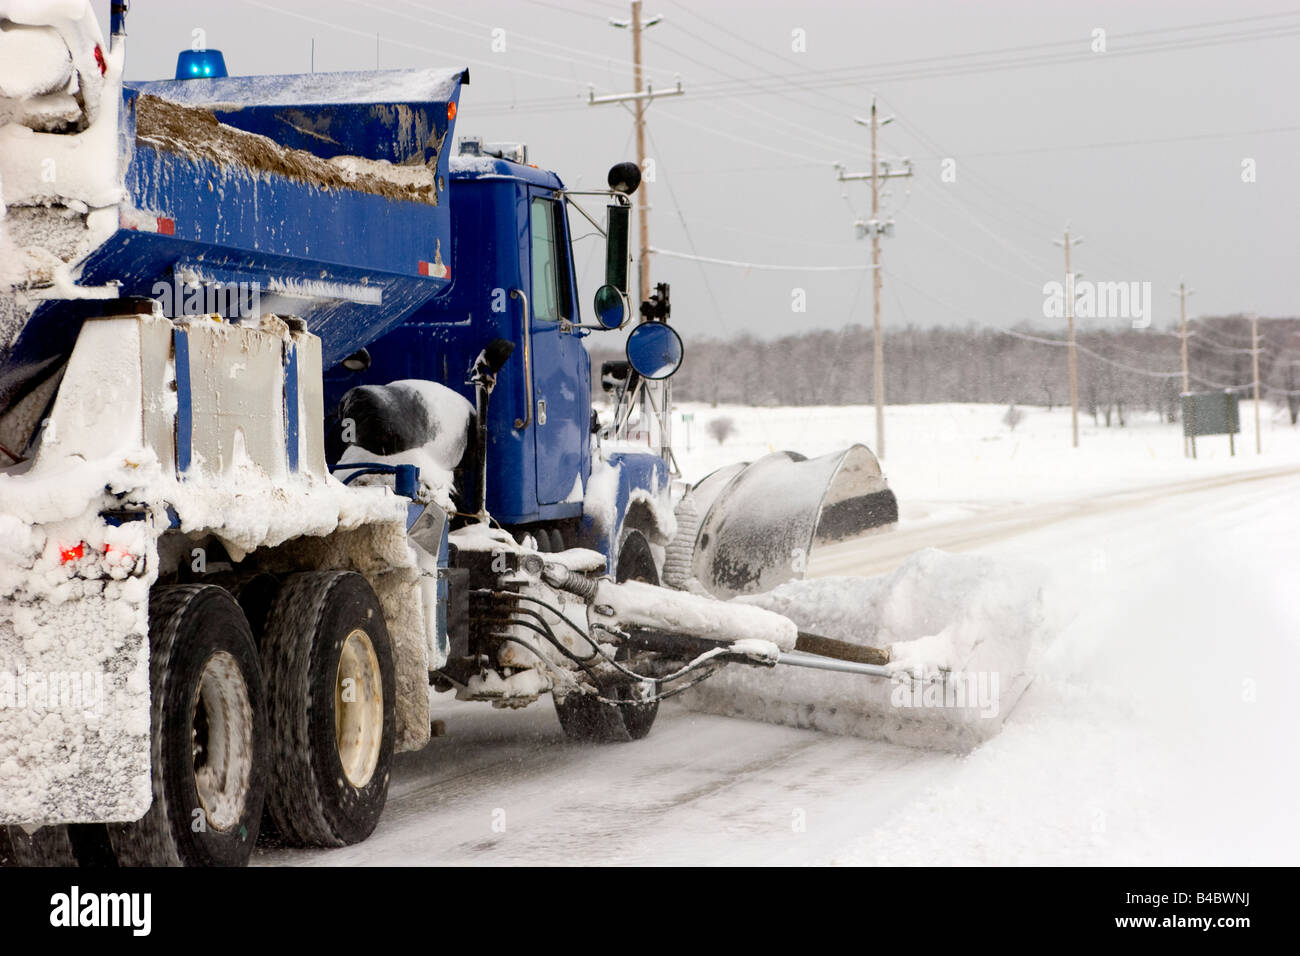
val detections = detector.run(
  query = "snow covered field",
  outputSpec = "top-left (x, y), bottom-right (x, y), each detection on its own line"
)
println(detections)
top-left (260, 402), bottom-right (1300, 866)
top-left (672, 400), bottom-right (1300, 513)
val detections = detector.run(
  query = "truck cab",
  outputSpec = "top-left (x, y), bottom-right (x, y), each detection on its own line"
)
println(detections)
top-left (324, 156), bottom-right (593, 530)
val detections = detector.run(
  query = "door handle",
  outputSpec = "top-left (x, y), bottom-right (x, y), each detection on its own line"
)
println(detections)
top-left (510, 288), bottom-right (532, 430)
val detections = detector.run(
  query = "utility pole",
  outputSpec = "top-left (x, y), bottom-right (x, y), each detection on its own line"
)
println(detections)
top-left (835, 96), bottom-right (911, 459)
top-left (1053, 227), bottom-right (1084, 448)
top-left (629, 3), bottom-right (648, 306)
top-left (592, 3), bottom-right (683, 306)
top-left (1172, 282), bottom-right (1193, 456)
top-left (1252, 311), bottom-right (1262, 454)
top-left (590, 10), bottom-right (684, 476)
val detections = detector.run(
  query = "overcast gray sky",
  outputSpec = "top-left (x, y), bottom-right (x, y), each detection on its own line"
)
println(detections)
top-left (99, 0), bottom-right (1300, 341)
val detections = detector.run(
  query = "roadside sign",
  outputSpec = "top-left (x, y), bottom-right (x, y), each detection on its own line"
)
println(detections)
top-left (1181, 391), bottom-right (1240, 458)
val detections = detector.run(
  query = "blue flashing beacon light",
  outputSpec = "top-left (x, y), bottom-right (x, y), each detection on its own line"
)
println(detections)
top-left (175, 49), bottom-right (228, 80)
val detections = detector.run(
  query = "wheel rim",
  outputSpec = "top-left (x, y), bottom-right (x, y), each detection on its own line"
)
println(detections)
top-left (191, 651), bottom-right (255, 833)
top-left (335, 628), bottom-right (384, 788)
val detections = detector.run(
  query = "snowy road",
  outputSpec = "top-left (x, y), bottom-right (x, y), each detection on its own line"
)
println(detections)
top-left (809, 463), bottom-right (1300, 577)
top-left (259, 464), bottom-right (1300, 866)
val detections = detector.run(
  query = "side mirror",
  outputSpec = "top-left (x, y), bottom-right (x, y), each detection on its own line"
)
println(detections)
top-left (625, 322), bottom-right (683, 380)
top-left (593, 284), bottom-right (628, 329)
top-left (604, 203), bottom-right (630, 296)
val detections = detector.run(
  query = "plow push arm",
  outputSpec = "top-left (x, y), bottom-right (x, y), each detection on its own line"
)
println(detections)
top-left (524, 558), bottom-right (914, 699)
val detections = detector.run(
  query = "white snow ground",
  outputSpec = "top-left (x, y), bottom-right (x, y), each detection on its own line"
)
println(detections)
top-left (258, 403), bottom-right (1300, 866)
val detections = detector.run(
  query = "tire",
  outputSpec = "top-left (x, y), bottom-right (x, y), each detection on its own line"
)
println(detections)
top-left (528, 527), bottom-right (563, 553)
top-left (2, 826), bottom-right (77, 866)
top-left (615, 527), bottom-right (660, 587)
top-left (554, 529), bottom-right (660, 742)
top-left (261, 572), bottom-right (395, 848)
top-left (2, 824), bottom-right (118, 867)
top-left (107, 585), bottom-right (269, 867)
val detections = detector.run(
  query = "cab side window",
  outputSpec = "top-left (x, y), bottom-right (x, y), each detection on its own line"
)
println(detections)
top-left (530, 197), bottom-right (570, 322)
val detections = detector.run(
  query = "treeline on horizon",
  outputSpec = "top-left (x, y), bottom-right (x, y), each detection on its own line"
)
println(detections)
top-left (592, 315), bottom-right (1300, 425)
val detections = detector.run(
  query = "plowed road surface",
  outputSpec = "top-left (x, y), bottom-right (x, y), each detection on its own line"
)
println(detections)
top-left (259, 465), bottom-right (1300, 866)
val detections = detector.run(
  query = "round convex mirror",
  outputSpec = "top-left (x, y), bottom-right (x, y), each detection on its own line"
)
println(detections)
top-left (593, 284), bottom-right (628, 330)
top-left (625, 321), bottom-right (683, 380)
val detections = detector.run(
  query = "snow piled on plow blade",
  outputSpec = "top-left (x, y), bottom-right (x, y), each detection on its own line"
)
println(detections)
top-left (678, 548), bottom-right (1045, 751)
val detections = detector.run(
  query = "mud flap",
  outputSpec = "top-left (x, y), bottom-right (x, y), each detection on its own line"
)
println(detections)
top-left (681, 445), bottom-right (897, 599)
top-left (0, 579), bottom-right (153, 825)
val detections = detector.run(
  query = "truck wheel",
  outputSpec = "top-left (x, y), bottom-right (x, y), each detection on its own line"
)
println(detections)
top-left (3, 823), bottom-right (123, 867)
top-left (553, 678), bottom-right (659, 742)
top-left (108, 585), bottom-right (268, 867)
top-left (554, 529), bottom-right (660, 742)
top-left (615, 527), bottom-right (660, 587)
top-left (261, 572), bottom-right (395, 847)
top-left (2, 826), bottom-right (78, 866)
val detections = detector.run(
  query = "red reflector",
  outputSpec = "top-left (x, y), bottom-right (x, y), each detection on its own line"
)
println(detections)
top-left (94, 45), bottom-right (107, 76)
top-left (418, 261), bottom-right (429, 276)
top-left (447, 101), bottom-right (457, 120)
top-left (157, 217), bottom-right (175, 235)
top-left (60, 543), bottom-right (85, 564)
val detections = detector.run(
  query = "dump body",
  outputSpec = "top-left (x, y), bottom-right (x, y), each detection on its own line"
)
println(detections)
top-left (2, 63), bottom-right (466, 449)
top-left (1, 53), bottom-right (606, 536)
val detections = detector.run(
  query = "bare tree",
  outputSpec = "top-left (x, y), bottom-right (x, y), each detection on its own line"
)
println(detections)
top-left (599, 316), bottom-right (1299, 411)
top-left (707, 417), bottom-right (736, 445)
top-left (1270, 355), bottom-right (1300, 425)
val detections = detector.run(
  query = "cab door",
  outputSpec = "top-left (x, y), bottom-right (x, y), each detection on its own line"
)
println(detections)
top-left (527, 191), bottom-right (588, 507)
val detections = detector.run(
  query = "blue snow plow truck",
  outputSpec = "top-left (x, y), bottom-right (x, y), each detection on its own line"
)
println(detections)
top-left (0, 1), bottom-right (897, 865)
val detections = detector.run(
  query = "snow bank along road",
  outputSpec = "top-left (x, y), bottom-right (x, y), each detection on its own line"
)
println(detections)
top-left (258, 463), bottom-right (1300, 866)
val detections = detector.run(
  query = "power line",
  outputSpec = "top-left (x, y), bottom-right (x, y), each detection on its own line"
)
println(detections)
top-left (902, 123), bottom-right (1300, 160)
top-left (680, 19), bottom-right (1300, 100)
top-left (908, 173), bottom-right (1058, 275)
top-left (653, 109), bottom-right (835, 164)
top-left (526, 0), bottom-right (612, 22)
top-left (381, 0), bottom-right (602, 72)
top-left (469, 12), bottom-right (1300, 115)
top-left (881, 267), bottom-right (1188, 380)
top-left (241, 0), bottom-right (587, 86)
top-left (661, 214), bottom-right (866, 250)
top-left (650, 247), bottom-right (874, 272)
top-left (1187, 333), bottom-right (1261, 355)
top-left (878, 98), bottom-right (1178, 292)
top-left (868, 184), bottom-right (1059, 293)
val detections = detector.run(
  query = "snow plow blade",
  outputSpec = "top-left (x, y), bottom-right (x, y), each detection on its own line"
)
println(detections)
top-left (667, 445), bottom-right (897, 599)
top-left (675, 549), bottom-right (1043, 751)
